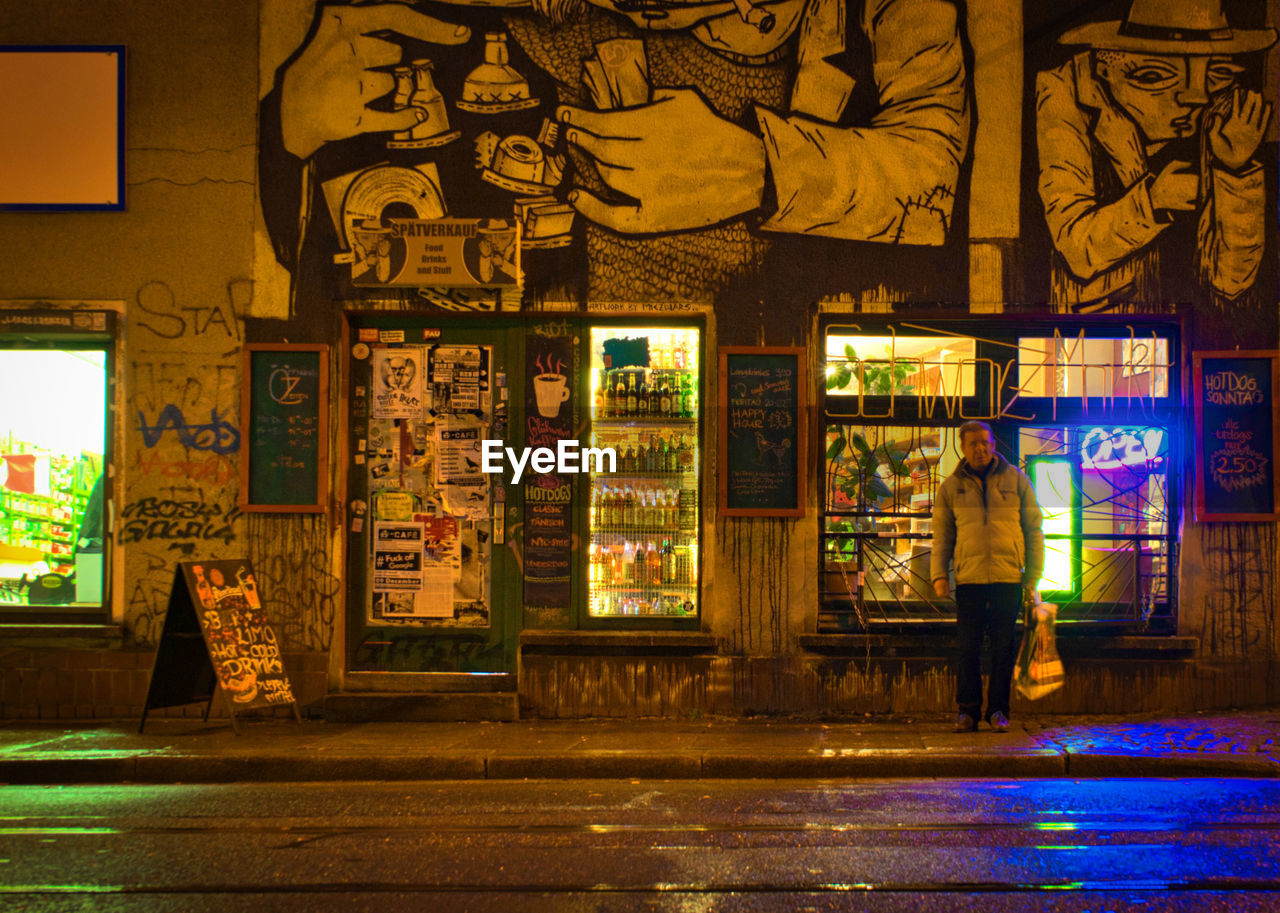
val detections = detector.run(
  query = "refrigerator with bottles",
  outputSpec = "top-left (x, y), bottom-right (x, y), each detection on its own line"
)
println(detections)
top-left (584, 324), bottom-right (702, 619)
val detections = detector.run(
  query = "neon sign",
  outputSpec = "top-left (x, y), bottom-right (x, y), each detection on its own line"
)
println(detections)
top-left (1080, 427), bottom-right (1165, 471)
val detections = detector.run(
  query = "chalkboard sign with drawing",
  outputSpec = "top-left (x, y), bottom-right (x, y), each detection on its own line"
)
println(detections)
top-left (719, 347), bottom-right (806, 517)
top-left (139, 559), bottom-right (301, 734)
top-left (240, 344), bottom-right (328, 512)
top-left (1193, 351), bottom-right (1279, 522)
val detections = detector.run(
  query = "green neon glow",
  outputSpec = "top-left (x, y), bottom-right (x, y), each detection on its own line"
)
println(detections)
top-left (1032, 460), bottom-right (1074, 592)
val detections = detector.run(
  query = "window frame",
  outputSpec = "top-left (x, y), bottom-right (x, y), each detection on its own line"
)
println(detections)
top-left (818, 314), bottom-right (1183, 634)
top-left (0, 308), bottom-right (117, 624)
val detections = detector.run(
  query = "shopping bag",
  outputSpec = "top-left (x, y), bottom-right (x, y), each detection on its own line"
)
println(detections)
top-left (1015, 599), bottom-right (1064, 700)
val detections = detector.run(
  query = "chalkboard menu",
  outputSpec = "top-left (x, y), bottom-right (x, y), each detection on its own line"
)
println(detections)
top-left (140, 560), bottom-right (301, 733)
top-left (1193, 351), bottom-right (1279, 522)
top-left (240, 344), bottom-right (329, 512)
top-left (523, 331), bottom-right (575, 614)
top-left (719, 347), bottom-right (806, 517)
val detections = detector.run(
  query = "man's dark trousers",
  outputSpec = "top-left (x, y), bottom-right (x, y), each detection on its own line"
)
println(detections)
top-left (954, 582), bottom-right (1022, 721)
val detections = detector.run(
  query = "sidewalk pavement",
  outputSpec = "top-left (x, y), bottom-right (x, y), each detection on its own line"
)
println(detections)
top-left (1, 711), bottom-right (1277, 784)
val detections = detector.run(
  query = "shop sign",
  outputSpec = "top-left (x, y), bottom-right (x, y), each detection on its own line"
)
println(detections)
top-left (1080, 427), bottom-right (1165, 471)
top-left (719, 347), bottom-right (806, 517)
top-left (350, 218), bottom-right (520, 288)
top-left (1193, 351), bottom-right (1279, 521)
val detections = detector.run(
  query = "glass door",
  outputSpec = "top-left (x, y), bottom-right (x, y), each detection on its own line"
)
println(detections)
top-left (584, 323), bottom-right (701, 622)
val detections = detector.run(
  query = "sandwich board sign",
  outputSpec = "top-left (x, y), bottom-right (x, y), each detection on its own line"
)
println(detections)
top-left (139, 559), bottom-right (301, 733)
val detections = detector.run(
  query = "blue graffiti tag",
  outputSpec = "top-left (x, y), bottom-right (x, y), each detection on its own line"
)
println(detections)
top-left (137, 405), bottom-right (240, 454)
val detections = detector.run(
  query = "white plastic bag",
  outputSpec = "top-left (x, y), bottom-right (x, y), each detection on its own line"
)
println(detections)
top-left (1015, 600), bottom-right (1064, 700)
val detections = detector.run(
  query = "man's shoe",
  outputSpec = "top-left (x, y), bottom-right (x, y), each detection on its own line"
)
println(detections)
top-left (989, 711), bottom-right (1010, 733)
top-left (953, 713), bottom-right (977, 732)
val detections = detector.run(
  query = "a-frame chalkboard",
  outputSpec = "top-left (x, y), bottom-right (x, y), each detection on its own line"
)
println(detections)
top-left (139, 560), bottom-right (301, 734)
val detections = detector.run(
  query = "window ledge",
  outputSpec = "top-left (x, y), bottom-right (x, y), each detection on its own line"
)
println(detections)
top-left (521, 630), bottom-right (716, 655)
top-left (0, 623), bottom-right (124, 649)
top-left (800, 633), bottom-right (1198, 659)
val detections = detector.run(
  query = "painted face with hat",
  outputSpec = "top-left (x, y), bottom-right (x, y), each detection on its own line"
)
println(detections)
top-left (1061, 0), bottom-right (1275, 147)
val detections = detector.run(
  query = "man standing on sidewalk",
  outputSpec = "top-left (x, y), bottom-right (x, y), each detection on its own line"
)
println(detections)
top-left (931, 421), bottom-right (1044, 733)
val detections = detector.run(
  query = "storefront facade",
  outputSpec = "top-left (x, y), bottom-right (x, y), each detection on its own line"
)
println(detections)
top-left (1, 0), bottom-right (1278, 720)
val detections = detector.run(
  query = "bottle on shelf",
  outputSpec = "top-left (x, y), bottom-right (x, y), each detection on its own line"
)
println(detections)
top-left (623, 485), bottom-right (636, 527)
top-left (659, 375), bottom-right (672, 416)
top-left (599, 484), bottom-right (613, 527)
top-left (603, 370), bottom-right (616, 417)
top-left (681, 373), bottom-right (696, 418)
top-left (623, 442), bottom-right (636, 473)
top-left (646, 541), bottom-right (661, 586)
top-left (626, 372), bottom-right (638, 416)
top-left (654, 334), bottom-right (669, 370)
top-left (637, 372), bottom-right (650, 416)
top-left (660, 539), bottom-right (676, 584)
top-left (633, 540), bottom-right (647, 585)
top-left (621, 541), bottom-right (635, 584)
top-left (647, 372), bottom-right (660, 416)
top-left (614, 371), bottom-right (627, 417)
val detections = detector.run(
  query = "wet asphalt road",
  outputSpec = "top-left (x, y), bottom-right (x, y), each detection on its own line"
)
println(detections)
top-left (1, 779), bottom-right (1278, 912)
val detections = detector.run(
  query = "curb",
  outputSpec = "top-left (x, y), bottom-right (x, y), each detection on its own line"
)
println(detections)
top-left (1064, 751), bottom-right (1279, 778)
top-left (2, 749), bottom-right (1276, 784)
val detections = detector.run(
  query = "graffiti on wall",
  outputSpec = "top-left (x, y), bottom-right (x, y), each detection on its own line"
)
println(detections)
top-left (718, 517), bottom-right (789, 656)
top-left (126, 279), bottom-right (248, 646)
top-left (247, 514), bottom-right (339, 652)
top-left (1199, 522), bottom-right (1278, 659)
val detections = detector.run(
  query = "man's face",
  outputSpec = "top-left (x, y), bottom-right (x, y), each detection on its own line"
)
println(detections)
top-left (1095, 50), bottom-right (1243, 142)
top-left (961, 430), bottom-right (994, 471)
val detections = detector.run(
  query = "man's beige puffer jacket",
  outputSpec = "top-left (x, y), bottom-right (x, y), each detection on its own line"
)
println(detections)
top-left (930, 454), bottom-right (1045, 587)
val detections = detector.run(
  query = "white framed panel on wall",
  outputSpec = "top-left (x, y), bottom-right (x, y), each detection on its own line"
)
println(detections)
top-left (0, 46), bottom-right (125, 210)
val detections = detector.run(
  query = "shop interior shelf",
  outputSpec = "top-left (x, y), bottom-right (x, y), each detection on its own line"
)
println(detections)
top-left (591, 472), bottom-right (695, 482)
top-left (592, 583), bottom-right (695, 591)
top-left (592, 416), bottom-right (698, 426)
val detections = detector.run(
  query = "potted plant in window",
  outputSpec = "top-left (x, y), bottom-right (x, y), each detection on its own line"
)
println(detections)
top-left (823, 345), bottom-right (915, 602)
top-left (824, 429), bottom-right (912, 594)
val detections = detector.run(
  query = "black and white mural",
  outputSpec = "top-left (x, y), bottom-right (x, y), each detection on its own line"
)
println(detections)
top-left (258, 0), bottom-right (1277, 344)
top-left (1023, 0), bottom-right (1276, 342)
top-left (258, 0), bottom-right (974, 337)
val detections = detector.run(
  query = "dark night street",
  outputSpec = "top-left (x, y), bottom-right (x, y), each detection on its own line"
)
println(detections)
top-left (2, 778), bottom-right (1279, 911)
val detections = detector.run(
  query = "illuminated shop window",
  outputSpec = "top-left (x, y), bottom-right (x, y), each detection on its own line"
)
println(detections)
top-left (824, 333), bottom-right (976, 399)
top-left (819, 319), bottom-right (1179, 632)
top-left (1018, 335), bottom-right (1170, 399)
top-left (823, 424), bottom-right (962, 616)
top-left (1026, 457), bottom-right (1077, 595)
top-left (1019, 426), bottom-right (1172, 621)
top-left (0, 349), bottom-right (108, 612)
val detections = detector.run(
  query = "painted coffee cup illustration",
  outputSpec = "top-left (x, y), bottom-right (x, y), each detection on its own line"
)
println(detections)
top-left (534, 373), bottom-right (569, 418)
